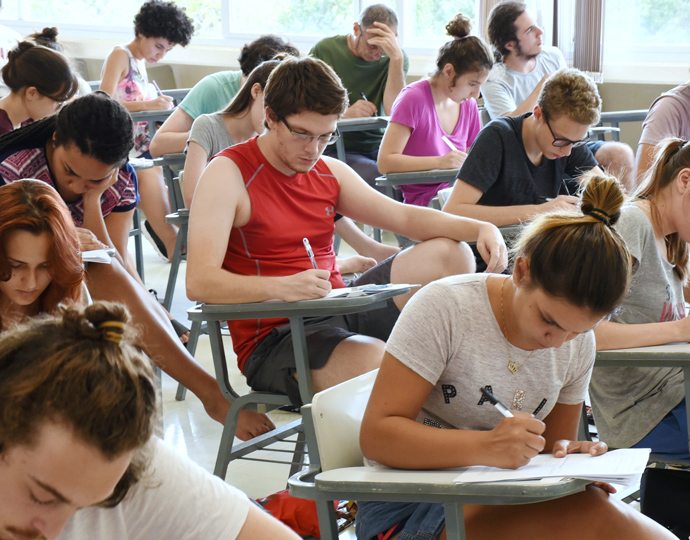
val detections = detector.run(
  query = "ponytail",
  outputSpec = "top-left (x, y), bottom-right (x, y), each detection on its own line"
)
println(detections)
top-left (513, 173), bottom-right (631, 314)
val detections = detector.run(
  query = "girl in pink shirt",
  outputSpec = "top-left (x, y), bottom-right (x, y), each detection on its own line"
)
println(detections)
top-left (378, 13), bottom-right (492, 207)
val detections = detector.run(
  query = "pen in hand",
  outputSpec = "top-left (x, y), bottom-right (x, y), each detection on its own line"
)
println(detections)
top-left (152, 80), bottom-right (163, 97)
top-left (480, 386), bottom-right (514, 418)
top-left (303, 238), bottom-right (318, 270)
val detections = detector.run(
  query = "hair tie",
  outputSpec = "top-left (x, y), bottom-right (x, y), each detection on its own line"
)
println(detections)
top-left (587, 208), bottom-right (612, 227)
top-left (98, 321), bottom-right (125, 344)
top-left (454, 35), bottom-right (470, 41)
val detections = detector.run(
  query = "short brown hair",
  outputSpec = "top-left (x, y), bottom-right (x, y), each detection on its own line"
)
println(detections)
top-left (0, 302), bottom-right (158, 507)
top-left (263, 55), bottom-right (348, 125)
top-left (538, 68), bottom-right (601, 126)
top-left (513, 173), bottom-right (630, 315)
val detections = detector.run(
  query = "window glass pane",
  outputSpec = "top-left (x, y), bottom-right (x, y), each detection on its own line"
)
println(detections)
top-left (175, 0), bottom-right (222, 39)
top-left (605, 0), bottom-right (690, 45)
top-left (229, 0), bottom-right (354, 36)
top-left (11, 0), bottom-right (221, 40)
top-left (21, 0), bottom-right (142, 27)
top-left (405, 0), bottom-right (477, 42)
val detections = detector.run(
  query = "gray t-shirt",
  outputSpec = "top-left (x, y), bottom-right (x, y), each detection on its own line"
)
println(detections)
top-left (187, 113), bottom-right (236, 159)
top-left (386, 274), bottom-right (595, 431)
top-left (589, 204), bottom-right (685, 448)
top-left (639, 81), bottom-right (690, 146)
top-left (482, 47), bottom-right (567, 120)
top-left (457, 114), bottom-right (598, 209)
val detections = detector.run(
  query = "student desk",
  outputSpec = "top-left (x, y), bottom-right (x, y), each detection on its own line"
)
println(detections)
top-left (595, 343), bottom-right (690, 457)
top-left (186, 287), bottom-right (410, 477)
top-left (334, 116), bottom-right (390, 162)
top-left (290, 461), bottom-right (590, 540)
top-left (375, 168), bottom-right (460, 201)
top-left (130, 108), bottom-right (176, 140)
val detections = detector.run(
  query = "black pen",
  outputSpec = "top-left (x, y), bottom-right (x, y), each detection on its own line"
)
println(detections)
top-left (480, 386), bottom-right (514, 418)
top-left (360, 92), bottom-right (378, 117)
top-left (302, 238), bottom-right (318, 270)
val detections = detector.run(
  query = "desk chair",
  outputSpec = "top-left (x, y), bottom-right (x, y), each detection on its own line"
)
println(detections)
top-left (595, 110), bottom-right (648, 142)
top-left (289, 371), bottom-right (590, 540)
top-left (130, 109), bottom-right (176, 140)
top-left (182, 288), bottom-right (410, 480)
top-left (334, 116), bottom-right (390, 163)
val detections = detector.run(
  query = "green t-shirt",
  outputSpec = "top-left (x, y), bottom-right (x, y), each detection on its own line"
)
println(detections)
top-left (179, 70), bottom-right (243, 120)
top-left (310, 35), bottom-right (409, 153)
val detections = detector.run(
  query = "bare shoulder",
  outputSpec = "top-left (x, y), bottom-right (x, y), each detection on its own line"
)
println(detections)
top-left (195, 156), bottom-right (252, 227)
top-left (319, 154), bottom-right (363, 186)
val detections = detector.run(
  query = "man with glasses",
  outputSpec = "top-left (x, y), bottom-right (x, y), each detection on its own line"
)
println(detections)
top-left (310, 3), bottom-right (408, 191)
top-left (443, 68), bottom-right (602, 232)
top-left (481, 1), bottom-right (635, 190)
top-left (186, 55), bottom-right (507, 405)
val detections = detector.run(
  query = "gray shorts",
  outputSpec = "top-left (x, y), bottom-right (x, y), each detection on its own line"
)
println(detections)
top-left (243, 255), bottom-right (400, 406)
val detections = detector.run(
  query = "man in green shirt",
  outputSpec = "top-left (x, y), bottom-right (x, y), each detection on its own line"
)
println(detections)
top-left (310, 4), bottom-right (409, 189)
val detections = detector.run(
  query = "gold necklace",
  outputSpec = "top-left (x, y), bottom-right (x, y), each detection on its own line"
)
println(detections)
top-left (500, 276), bottom-right (535, 374)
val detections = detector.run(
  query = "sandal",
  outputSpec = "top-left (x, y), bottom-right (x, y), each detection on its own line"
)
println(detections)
top-left (171, 318), bottom-right (190, 346)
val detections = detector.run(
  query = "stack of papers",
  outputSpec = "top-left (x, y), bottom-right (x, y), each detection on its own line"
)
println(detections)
top-left (82, 249), bottom-right (116, 264)
top-left (325, 283), bottom-right (418, 299)
top-left (454, 448), bottom-right (650, 487)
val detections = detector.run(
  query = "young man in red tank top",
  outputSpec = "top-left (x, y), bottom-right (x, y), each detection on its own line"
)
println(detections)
top-left (186, 55), bottom-right (507, 405)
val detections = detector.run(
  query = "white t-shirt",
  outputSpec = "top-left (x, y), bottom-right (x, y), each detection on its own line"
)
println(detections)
top-left (58, 437), bottom-right (251, 540)
top-left (386, 273), bottom-right (595, 431)
top-left (481, 47), bottom-right (568, 120)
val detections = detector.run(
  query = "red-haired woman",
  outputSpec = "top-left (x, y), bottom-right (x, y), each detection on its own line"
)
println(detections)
top-left (0, 179), bottom-right (83, 329)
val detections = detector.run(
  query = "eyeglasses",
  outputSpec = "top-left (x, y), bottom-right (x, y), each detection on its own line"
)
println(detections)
top-left (543, 114), bottom-right (589, 148)
top-left (281, 118), bottom-right (340, 146)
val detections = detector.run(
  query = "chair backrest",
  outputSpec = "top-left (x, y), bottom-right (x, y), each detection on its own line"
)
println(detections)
top-left (308, 369), bottom-right (378, 471)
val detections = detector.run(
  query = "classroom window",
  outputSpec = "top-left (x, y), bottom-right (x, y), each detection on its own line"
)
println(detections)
top-left (603, 0), bottom-right (690, 63)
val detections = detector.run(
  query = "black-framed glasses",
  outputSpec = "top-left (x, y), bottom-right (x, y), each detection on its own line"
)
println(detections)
top-left (281, 118), bottom-right (340, 146)
top-left (543, 114), bottom-right (589, 148)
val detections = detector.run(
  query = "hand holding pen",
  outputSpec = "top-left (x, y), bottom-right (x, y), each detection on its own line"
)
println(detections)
top-left (150, 80), bottom-right (174, 110)
top-left (480, 386), bottom-right (546, 469)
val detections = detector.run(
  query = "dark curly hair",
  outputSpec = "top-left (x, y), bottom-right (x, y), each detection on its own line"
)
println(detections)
top-left (133, 0), bottom-right (195, 46)
top-left (237, 34), bottom-right (299, 76)
top-left (0, 91), bottom-right (134, 167)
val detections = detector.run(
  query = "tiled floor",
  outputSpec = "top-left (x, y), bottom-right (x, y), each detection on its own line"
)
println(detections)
top-left (133, 230), bottom-right (389, 539)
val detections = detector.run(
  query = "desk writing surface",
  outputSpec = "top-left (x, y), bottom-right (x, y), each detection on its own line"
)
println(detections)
top-left (309, 466), bottom-right (589, 502)
top-left (595, 342), bottom-right (690, 368)
top-left (187, 287), bottom-right (410, 321)
top-left (376, 169), bottom-right (460, 187)
top-left (336, 116), bottom-right (390, 131)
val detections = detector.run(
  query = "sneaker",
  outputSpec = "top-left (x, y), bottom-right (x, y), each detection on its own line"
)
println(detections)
top-left (143, 220), bottom-right (168, 262)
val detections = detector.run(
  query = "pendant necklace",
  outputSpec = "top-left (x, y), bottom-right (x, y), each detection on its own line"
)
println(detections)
top-left (500, 276), bottom-right (535, 374)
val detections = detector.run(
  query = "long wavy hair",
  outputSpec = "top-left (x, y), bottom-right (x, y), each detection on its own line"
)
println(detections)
top-left (0, 180), bottom-right (83, 326)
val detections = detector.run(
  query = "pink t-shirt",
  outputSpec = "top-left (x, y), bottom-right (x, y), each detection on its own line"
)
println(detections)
top-left (389, 79), bottom-right (481, 206)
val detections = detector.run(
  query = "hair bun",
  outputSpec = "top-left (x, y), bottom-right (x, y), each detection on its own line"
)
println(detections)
top-left (6, 41), bottom-right (35, 63)
top-left (60, 302), bottom-right (131, 344)
top-left (35, 27), bottom-right (59, 42)
top-left (580, 173), bottom-right (625, 227)
top-left (445, 13), bottom-right (472, 39)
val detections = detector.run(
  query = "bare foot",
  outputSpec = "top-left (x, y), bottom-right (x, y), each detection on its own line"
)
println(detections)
top-left (202, 395), bottom-right (276, 441)
top-left (236, 410), bottom-right (276, 441)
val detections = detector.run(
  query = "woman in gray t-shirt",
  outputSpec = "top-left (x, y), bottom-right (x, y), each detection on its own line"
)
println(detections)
top-left (183, 59), bottom-right (279, 209)
top-left (592, 137), bottom-right (690, 457)
top-left (357, 176), bottom-right (670, 540)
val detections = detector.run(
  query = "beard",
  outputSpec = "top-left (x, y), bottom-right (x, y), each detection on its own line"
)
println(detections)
top-left (514, 41), bottom-right (539, 62)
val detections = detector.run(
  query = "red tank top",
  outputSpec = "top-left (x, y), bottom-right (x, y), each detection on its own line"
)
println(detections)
top-left (217, 137), bottom-right (346, 371)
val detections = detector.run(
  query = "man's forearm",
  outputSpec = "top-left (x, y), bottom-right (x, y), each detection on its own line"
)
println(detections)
top-left (382, 57), bottom-right (405, 115)
top-left (443, 201), bottom-right (539, 228)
